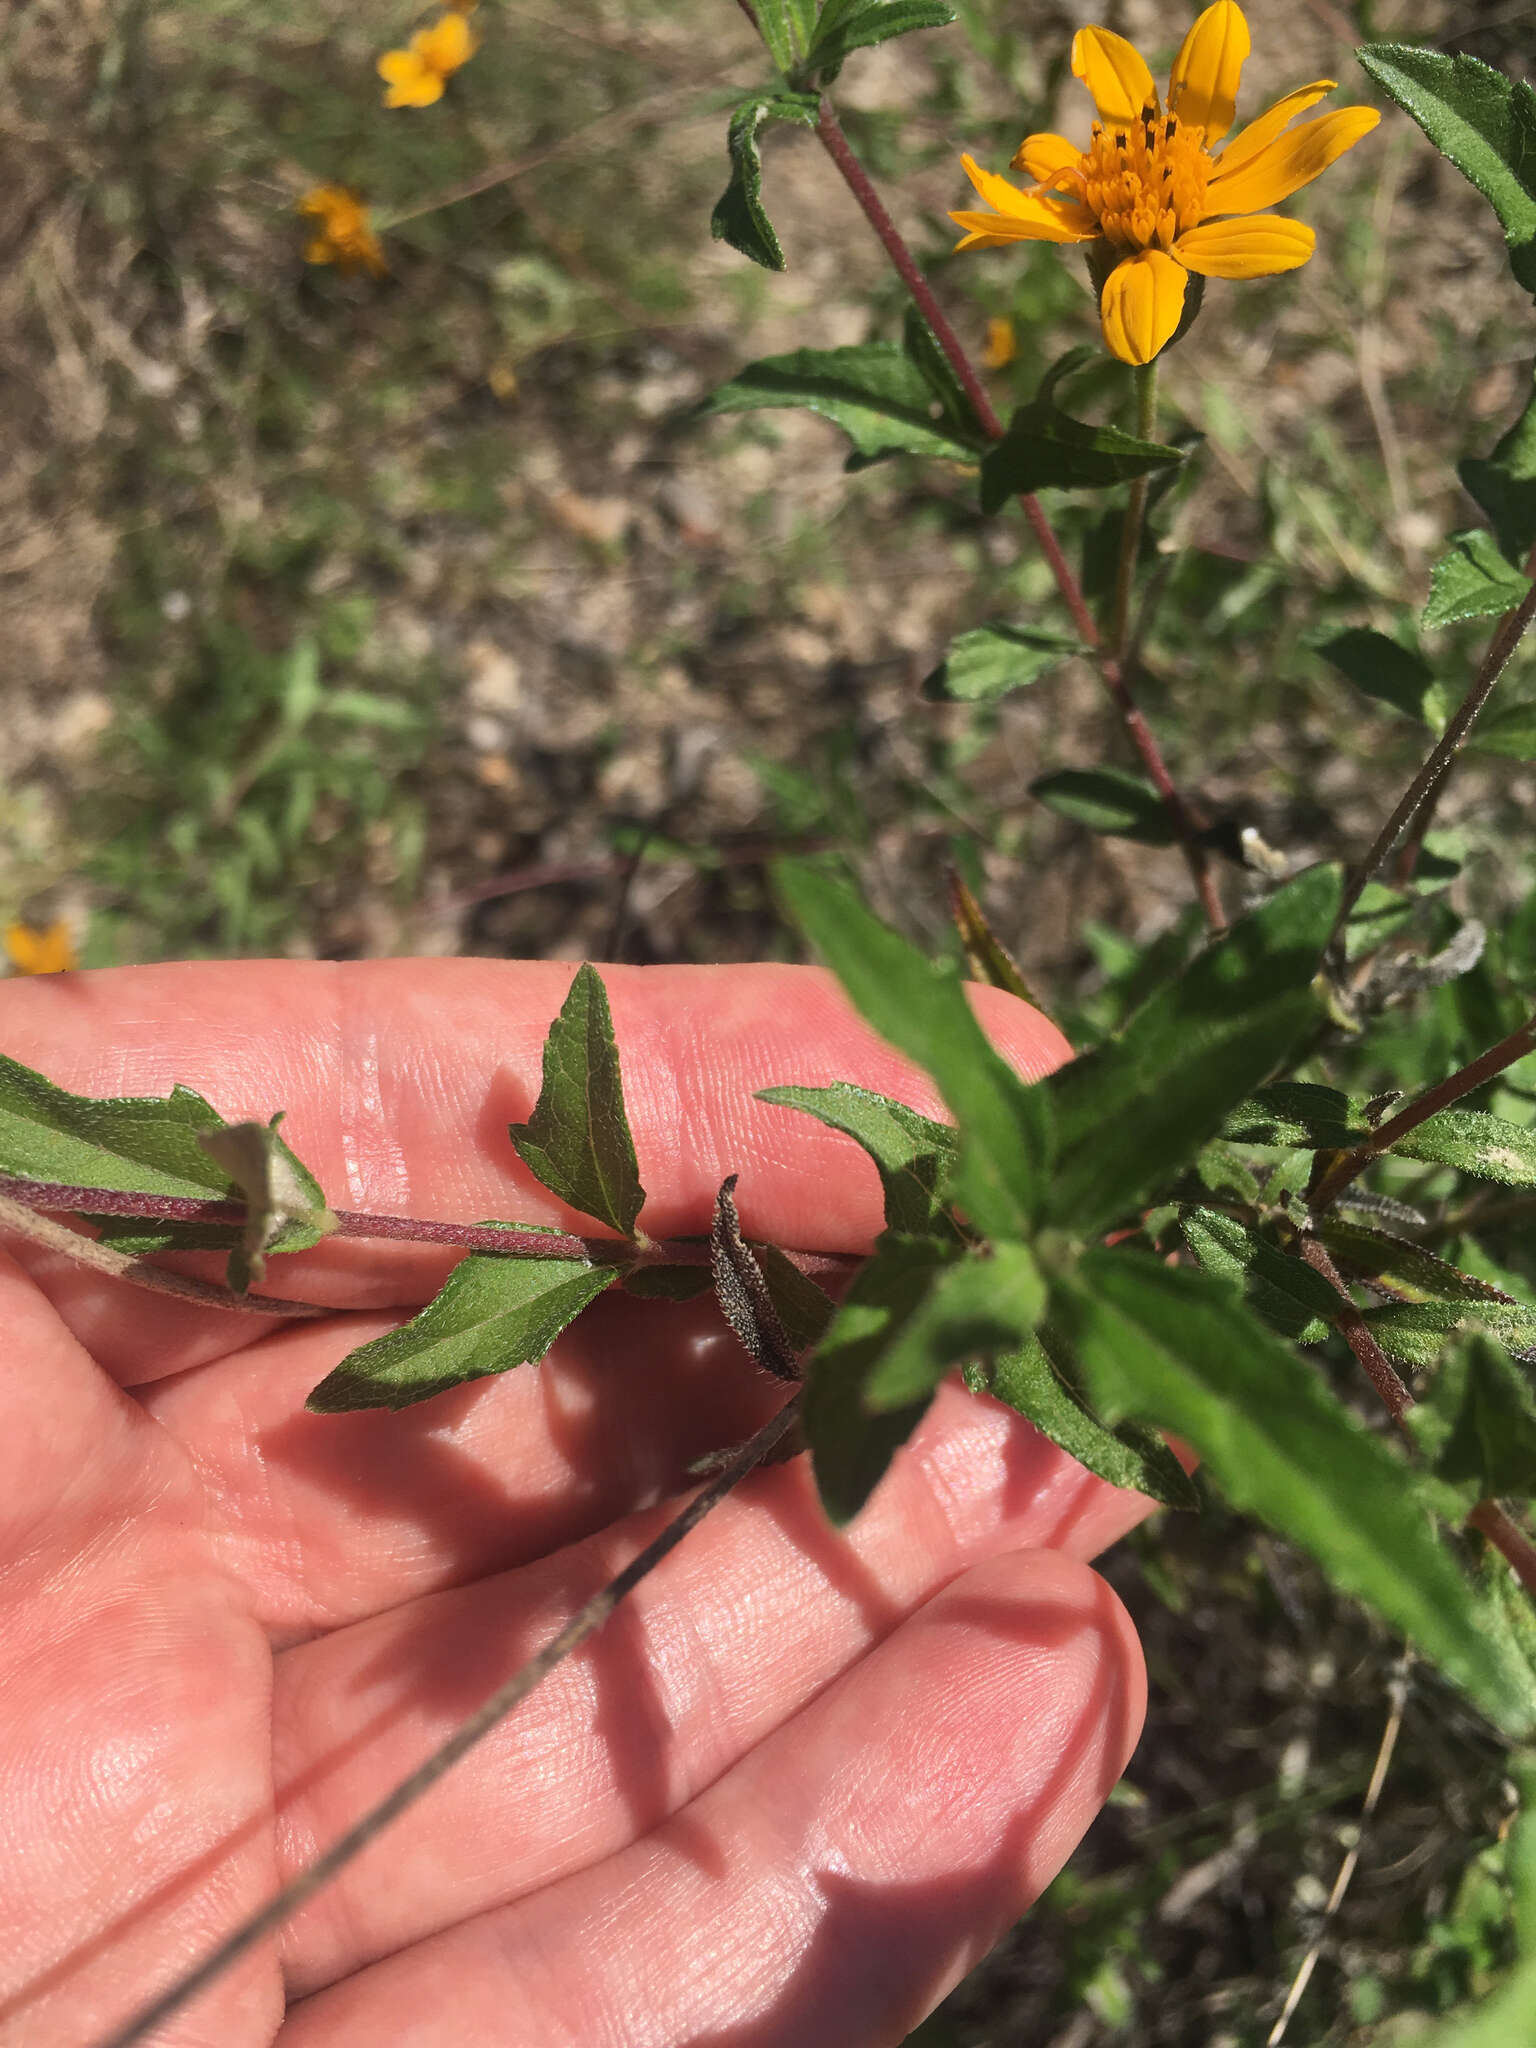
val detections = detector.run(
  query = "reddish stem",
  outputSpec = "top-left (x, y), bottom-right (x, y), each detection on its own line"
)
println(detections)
top-left (1469, 1500), bottom-right (1536, 1604)
top-left (1310, 1009), bottom-right (1536, 1213)
top-left (810, 97), bottom-right (1225, 933)
top-left (1341, 542), bottom-right (1536, 924)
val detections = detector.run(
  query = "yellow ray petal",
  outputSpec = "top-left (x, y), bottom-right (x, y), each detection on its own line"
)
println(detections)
top-left (1099, 249), bottom-right (1187, 365)
top-left (1213, 78), bottom-right (1335, 179)
top-left (1167, 1), bottom-right (1250, 144)
top-left (1174, 213), bottom-right (1315, 276)
top-left (950, 209), bottom-right (1091, 249)
top-left (957, 155), bottom-right (1098, 238)
top-left (418, 9), bottom-right (476, 70)
top-left (1010, 131), bottom-right (1082, 182)
top-left (1071, 26), bottom-right (1157, 127)
top-left (1206, 104), bottom-right (1379, 216)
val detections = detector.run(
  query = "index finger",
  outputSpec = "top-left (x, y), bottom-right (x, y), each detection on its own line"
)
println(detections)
top-left (0, 958), bottom-right (1071, 1375)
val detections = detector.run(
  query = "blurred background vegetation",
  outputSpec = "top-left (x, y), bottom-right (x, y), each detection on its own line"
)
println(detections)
top-left (6, 0), bottom-right (1536, 2039)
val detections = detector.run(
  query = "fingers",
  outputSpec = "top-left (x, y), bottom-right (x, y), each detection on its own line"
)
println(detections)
top-left (278, 1548), bottom-right (1145, 2048)
top-left (0, 959), bottom-right (1069, 1382)
top-left (0, 1251), bottom-right (278, 2045)
top-left (269, 1380), bottom-right (1152, 1996)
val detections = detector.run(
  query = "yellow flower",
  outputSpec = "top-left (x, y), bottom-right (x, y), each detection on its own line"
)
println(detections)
top-left (951, 2), bottom-right (1379, 365)
top-left (982, 315), bottom-right (1018, 369)
top-left (297, 185), bottom-right (387, 277)
top-left (378, 10), bottom-right (478, 109)
top-left (5, 919), bottom-right (76, 975)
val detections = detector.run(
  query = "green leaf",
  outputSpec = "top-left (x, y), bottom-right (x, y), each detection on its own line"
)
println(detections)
top-left (922, 624), bottom-right (1080, 703)
top-left (1057, 1249), bottom-right (1535, 1734)
top-left (1420, 1336), bottom-right (1536, 1497)
top-left (710, 91), bottom-right (821, 271)
top-left (1406, 1949), bottom-right (1536, 2046)
top-left (988, 1332), bottom-right (1199, 1509)
top-left (1364, 1298), bottom-right (1536, 1369)
top-left (0, 1055), bottom-right (329, 1219)
top-left (1031, 766), bottom-right (1174, 845)
top-left (1356, 46), bottom-right (1536, 298)
top-left (805, 1236), bottom-right (1041, 1522)
top-left (979, 382), bottom-right (1183, 514)
top-left (1180, 1207), bottom-right (1335, 1343)
top-left (1318, 627), bottom-right (1437, 722)
top-left (1318, 1216), bottom-right (1517, 1306)
top-left (196, 1115), bottom-right (337, 1290)
top-left (808, 0), bottom-right (955, 78)
top-left (947, 871), bottom-right (1040, 1008)
top-left (1462, 369), bottom-right (1536, 567)
top-left (752, 0), bottom-right (820, 70)
top-left (900, 308), bottom-right (985, 446)
top-left (705, 342), bottom-right (983, 467)
top-left (775, 861), bottom-right (1053, 1240)
top-left (508, 964), bottom-right (646, 1239)
top-left (307, 1240), bottom-right (620, 1411)
top-left (1221, 1081), bottom-right (1364, 1148)
top-left (756, 1081), bottom-right (961, 1236)
top-left (1424, 529), bottom-right (1534, 628)
top-left (753, 1241), bottom-right (837, 1351)
top-left (1044, 866), bottom-right (1340, 1236)
top-left (1393, 1108), bottom-right (1536, 1185)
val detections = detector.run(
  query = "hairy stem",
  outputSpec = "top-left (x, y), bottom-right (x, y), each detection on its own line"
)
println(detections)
top-left (808, 96), bottom-right (1224, 932)
top-left (1111, 361), bottom-right (1158, 659)
top-left (89, 1394), bottom-right (802, 2048)
top-left (1309, 1009), bottom-right (1536, 1214)
top-left (1339, 542), bottom-right (1536, 930)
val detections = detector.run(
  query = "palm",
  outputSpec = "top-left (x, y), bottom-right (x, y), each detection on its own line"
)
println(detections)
top-left (0, 960), bottom-right (1148, 2048)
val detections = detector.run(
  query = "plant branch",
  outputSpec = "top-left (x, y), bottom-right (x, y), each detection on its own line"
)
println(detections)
top-left (88, 1393), bottom-right (802, 2048)
top-left (0, 1193), bottom-right (330, 1318)
top-left (1309, 1009), bottom-right (1536, 1213)
top-left (1469, 1499), bottom-right (1536, 1604)
top-left (1339, 542), bottom-right (1536, 930)
top-left (808, 96), bottom-right (1224, 932)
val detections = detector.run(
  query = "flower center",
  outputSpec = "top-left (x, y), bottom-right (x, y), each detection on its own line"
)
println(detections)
top-left (1069, 98), bottom-right (1211, 253)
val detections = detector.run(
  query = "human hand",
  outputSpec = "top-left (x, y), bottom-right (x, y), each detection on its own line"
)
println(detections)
top-left (0, 959), bottom-right (1148, 2048)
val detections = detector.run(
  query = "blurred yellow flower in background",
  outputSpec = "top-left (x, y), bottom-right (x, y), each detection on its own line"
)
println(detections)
top-left (378, 10), bottom-right (478, 109)
top-left (982, 316), bottom-right (1018, 368)
top-left (951, 1), bottom-right (1378, 365)
top-left (298, 185), bottom-right (387, 276)
top-left (5, 920), bottom-right (76, 975)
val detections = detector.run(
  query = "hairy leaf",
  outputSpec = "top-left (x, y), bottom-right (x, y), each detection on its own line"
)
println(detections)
top-left (710, 90), bottom-right (820, 271)
top-left (1044, 866), bottom-right (1340, 1235)
top-left (979, 391), bottom-right (1183, 513)
top-left (1469, 699), bottom-right (1536, 760)
top-left (1057, 1250), bottom-right (1535, 1733)
top-left (1318, 1216), bottom-right (1517, 1305)
top-left (808, 0), bottom-right (955, 79)
top-left (308, 1238), bottom-right (619, 1411)
top-left (1423, 529), bottom-right (1533, 628)
top-left (1365, 1298), bottom-right (1536, 1369)
top-left (757, 1081), bottom-right (961, 1236)
top-left (922, 623), bottom-right (1080, 703)
top-left (711, 1176), bottom-right (800, 1381)
top-left (988, 1333), bottom-right (1199, 1509)
top-left (776, 860), bottom-right (1053, 1239)
top-left (805, 1235), bottom-right (1041, 1522)
top-left (1357, 46), bottom-right (1536, 298)
top-left (1031, 766), bottom-right (1174, 845)
top-left (752, 0), bottom-right (820, 71)
top-left (1221, 1081), bottom-right (1365, 1148)
top-left (1394, 1108), bottom-right (1536, 1186)
top-left (947, 871), bottom-right (1039, 1007)
top-left (705, 342), bottom-right (983, 467)
top-left (0, 1055), bottom-right (299, 1198)
top-left (1180, 1207), bottom-right (1335, 1343)
top-left (753, 1241), bottom-right (837, 1351)
top-left (509, 964), bottom-right (646, 1238)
